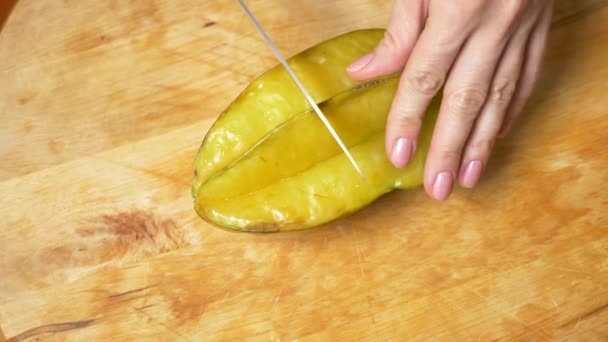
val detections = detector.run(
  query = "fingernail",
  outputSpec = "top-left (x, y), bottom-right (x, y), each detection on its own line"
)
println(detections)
top-left (346, 53), bottom-right (374, 73)
top-left (390, 138), bottom-right (414, 168)
top-left (432, 171), bottom-right (453, 201)
top-left (460, 160), bottom-right (483, 188)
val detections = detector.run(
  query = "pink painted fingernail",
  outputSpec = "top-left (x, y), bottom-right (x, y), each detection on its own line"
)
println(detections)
top-left (461, 160), bottom-right (483, 188)
top-left (432, 171), bottom-right (453, 201)
top-left (347, 53), bottom-right (374, 73)
top-left (390, 138), bottom-right (413, 168)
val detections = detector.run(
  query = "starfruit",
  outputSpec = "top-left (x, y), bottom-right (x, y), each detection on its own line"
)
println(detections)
top-left (193, 29), bottom-right (440, 232)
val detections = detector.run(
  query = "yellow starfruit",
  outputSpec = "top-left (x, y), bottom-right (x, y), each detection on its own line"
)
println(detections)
top-left (193, 29), bottom-right (440, 232)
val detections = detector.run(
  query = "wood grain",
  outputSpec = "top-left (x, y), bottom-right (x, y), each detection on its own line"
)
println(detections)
top-left (1, 0), bottom-right (607, 340)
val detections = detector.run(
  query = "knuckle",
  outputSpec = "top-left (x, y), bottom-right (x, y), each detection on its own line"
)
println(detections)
top-left (434, 147), bottom-right (462, 165)
top-left (503, 0), bottom-right (527, 18)
top-left (447, 87), bottom-right (486, 121)
top-left (465, 2), bottom-right (486, 17)
top-left (488, 80), bottom-right (516, 106)
top-left (391, 110), bottom-right (424, 131)
top-left (407, 69), bottom-right (444, 96)
top-left (468, 138), bottom-right (495, 158)
top-left (379, 28), bottom-right (401, 53)
top-left (445, 1), bottom-right (484, 21)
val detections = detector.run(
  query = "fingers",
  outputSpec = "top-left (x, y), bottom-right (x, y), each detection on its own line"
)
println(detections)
top-left (355, 0), bottom-right (554, 202)
top-left (384, 16), bottom-right (471, 169)
top-left (346, 0), bottom-right (427, 80)
top-left (456, 44), bottom-right (523, 188)
top-left (499, 3), bottom-right (554, 137)
top-left (457, 15), bottom-right (542, 187)
top-left (422, 25), bottom-right (513, 200)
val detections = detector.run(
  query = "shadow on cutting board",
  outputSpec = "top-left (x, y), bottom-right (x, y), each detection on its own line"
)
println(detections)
top-left (0, 0), bottom-right (18, 32)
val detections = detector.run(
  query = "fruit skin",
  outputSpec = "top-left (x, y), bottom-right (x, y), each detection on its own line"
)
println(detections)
top-left (193, 29), bottom-right (440, 232)
top-left (193, 29), bottom-right (385, 196)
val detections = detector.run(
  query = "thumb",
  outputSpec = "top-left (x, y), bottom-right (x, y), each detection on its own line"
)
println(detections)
top-left (347, 0), bottom-right (427, 81)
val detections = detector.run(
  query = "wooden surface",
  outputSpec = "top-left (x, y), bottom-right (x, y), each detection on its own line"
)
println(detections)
top-left (1, 0), bottom-right (607, 340)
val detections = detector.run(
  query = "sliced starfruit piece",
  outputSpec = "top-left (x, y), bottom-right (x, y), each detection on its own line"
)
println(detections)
top-left (193, 29), bottom-right (440, 232)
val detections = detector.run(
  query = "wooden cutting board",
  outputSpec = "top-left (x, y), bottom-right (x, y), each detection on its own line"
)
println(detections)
top-left (1, 0), bottom-right (607, 340)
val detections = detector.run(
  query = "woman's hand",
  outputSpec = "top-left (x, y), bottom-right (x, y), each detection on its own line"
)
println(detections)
top-left (347, 0), bottom-right (554, 201)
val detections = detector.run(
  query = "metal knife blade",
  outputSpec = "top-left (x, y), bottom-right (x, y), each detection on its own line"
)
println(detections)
top-left (238, 0), bottom-right (365, 178)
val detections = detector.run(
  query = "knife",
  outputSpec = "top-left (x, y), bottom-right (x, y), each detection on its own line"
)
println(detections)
top-left (238, 0), bottom-right (365, 178)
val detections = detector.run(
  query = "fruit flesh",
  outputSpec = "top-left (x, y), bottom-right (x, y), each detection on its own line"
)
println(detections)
top-left (193, 29), bottom-right (441, 232)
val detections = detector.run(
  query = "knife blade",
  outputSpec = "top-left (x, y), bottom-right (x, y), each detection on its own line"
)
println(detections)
top-left (238, 0), bottom-right (365, 178)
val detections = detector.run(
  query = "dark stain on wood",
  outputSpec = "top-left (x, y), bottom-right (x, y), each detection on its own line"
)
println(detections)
top-left (109, 283), bottom-right (159, 299)
top-left (77, 211), bottom-right (186, 253)
top-left (65, 29), bottom-right (110, 53)
top-left (133, 304), bottom-right (158, 312)
top-left (22, 122), bottom-right (33, 134)
top-left (108, 294), bottom-right (149, 305)
top-left (63, 1), bottom-right (167, 54)
top-left (5, 211), bottom-right (187, 292)
top-left (47, 139), bottom-right (62, 155)
top-left (204, 21), bottom-right (217, 28)
top-left (7, 319), bottom-right (96, 342)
